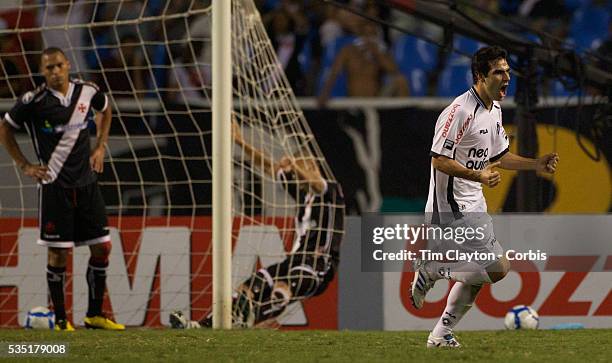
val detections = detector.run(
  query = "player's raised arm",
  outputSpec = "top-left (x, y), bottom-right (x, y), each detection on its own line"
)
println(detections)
top-left (317, 46), bottom-right (349, 108)
top-left (232, 120), bottom-right (276, 177)
top-left (0, 119), bottom-right (49, 182)
top-left (498, 151), bottom-right (559, 174)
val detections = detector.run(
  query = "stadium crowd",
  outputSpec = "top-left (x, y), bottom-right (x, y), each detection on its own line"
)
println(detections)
top-left (0, 0), bottom-right (610, 100)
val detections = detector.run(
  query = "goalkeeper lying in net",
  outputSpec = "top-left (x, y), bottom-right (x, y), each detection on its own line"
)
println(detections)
top-left (170, 121), bottom-right (345, 328)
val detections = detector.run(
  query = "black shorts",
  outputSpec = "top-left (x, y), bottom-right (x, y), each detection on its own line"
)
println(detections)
top-left (37, 181), bottom-right (110, 248)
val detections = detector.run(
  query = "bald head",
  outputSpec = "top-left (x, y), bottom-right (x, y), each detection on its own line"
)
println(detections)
top-left (40, 47), bottom-right (67, 66)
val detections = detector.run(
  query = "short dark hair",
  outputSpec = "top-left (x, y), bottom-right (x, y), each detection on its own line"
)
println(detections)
top-left (40, 47), bottom-right (67, 64)
top-left (471, 46), bottom-right (508, 83)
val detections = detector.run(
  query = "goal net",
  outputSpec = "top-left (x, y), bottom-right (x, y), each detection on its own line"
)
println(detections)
top-left (0, 0), bottom-right (341, 328)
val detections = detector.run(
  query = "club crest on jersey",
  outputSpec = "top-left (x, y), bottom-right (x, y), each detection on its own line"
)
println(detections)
top-left (21, 91), bottom-right (34, 104)
top-left (45, 221), bottom-right (56, 234)
top-left (443, 139), bottom-right (455, 150)
top-left (77, 103), bottom-right (87, 113)
top-left (43, 221), bottom-right (60, 239)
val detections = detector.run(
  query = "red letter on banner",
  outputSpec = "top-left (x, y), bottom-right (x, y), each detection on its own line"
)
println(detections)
top-left (538, 256), bottom-right (598, 316)
top-left (476, 259), bottom-right (540, 317)
top-left (593, 255), bottom-right (612, 316)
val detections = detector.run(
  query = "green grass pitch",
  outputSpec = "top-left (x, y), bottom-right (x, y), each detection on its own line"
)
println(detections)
top-left (0, 329), bottom-right (610, 362)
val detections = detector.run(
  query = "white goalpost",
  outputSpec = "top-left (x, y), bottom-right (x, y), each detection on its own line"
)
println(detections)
top-left (0, 0), bottom-right (341, 329)
top-left (211, 0), bottom-right (232, 330)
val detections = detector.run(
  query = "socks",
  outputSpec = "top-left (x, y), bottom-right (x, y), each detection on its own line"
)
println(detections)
top-left (86, 258), bottom-right (108, 317)
top-left (47, 265), bottom-right (66, 321)
top-left (426, 261), bottom-right (492, 285)
top-left (432, 282), bottom-right (482, 337)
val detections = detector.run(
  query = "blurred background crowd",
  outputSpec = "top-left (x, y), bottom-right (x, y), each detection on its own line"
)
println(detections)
top-left (0, 0), bottom-right (610, 102)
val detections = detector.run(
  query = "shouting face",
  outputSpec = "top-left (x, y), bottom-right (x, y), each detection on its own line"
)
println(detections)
top-left (481, 58), bottom-right (511, 102)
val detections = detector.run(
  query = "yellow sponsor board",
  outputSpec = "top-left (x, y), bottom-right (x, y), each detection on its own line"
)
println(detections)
top-left (484, 125), bottom-right (611, 213)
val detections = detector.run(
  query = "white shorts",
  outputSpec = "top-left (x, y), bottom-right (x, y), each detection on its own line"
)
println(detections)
top-left (429, 213), bottom-right (503, 267)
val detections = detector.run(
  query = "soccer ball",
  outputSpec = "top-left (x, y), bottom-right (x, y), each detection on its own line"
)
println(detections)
top-left (24, 306), bottom-right (55, 329)
top-left (504, 305), bottom-right (539, 330)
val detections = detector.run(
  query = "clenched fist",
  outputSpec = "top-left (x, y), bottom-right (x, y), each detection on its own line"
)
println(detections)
top-left (536, 153), bottom-right (559, 174)
top-left (479, 161), bottom-right (501, 188)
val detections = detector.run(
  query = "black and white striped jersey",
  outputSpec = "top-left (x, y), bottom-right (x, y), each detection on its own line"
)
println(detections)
top-left (276, 168), bottom-right (345, 263)
top-left (426, 87), bottom-right (509, 224)
top-left (4, 79), bottom-right (108, 187)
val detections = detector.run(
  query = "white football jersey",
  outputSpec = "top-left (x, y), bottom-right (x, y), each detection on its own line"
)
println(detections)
top-left (425, 87), bottom-right (509, 223)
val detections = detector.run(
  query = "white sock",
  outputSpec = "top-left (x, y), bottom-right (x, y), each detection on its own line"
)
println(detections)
top-left (432, 282), bottom-right (481, 337)
top-left (425, 261), bottom-right (492, 285)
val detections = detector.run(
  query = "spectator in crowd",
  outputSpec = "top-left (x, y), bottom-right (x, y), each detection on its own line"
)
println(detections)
top-left (518, 0), bottom-right (570, 39)
top-left (319, 4), bottom-right (344, 48)
top-left (37, 0), bottom-right (92, 77)
top-left (87, 0), bottom-right (149, 67)
top-left (0, 18), bottom-right (28, 98)
top-left (101, 0), bottom-right (145, 42)
top-left (264, 0), bottom-right (309, 94)
top-left (95, 34), bottom-right (147, 101)
top-left (168, 42), bottom-right (208, 104)
top-left (186, 1), bottom-right (212, 88)
top-left (362, 0), bottom-right (389, 45)
top-left (158, 0), bottom-right (193, 56)
top-left (319, 0), bottom-right (369, 47)
top-left (317, 19), bottom-right (409, 107)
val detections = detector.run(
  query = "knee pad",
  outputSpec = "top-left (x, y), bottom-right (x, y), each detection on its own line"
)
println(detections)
top-left (489, 259), bottom-right (511, 283)
top-left (288, 265), bottom-right (320, 298)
